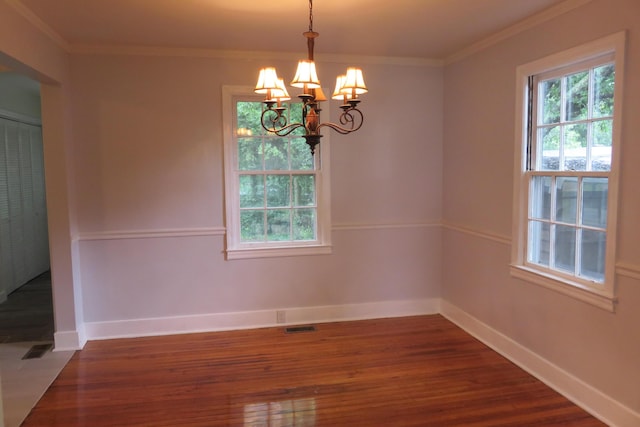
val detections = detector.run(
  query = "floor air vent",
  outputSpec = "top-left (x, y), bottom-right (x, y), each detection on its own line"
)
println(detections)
top-left (22, 343), bottom-right (53, 360)
top-left (285, 325), bottom-right (316, 334)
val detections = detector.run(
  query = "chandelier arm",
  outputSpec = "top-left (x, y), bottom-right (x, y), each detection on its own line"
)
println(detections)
top-left (317, 108), bottom-right (364, 135)
top-left (260, 109), bottom-right (306, 136)
top-left (260, 108), bottom-right (286, 129)
top-left (271, 123), bottom-right (306, 137)
top-left (261, 121), bottom-right (306, 137)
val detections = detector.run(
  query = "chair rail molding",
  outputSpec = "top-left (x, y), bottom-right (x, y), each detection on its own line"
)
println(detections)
top-left (75, 227), bottom-right (226, 241)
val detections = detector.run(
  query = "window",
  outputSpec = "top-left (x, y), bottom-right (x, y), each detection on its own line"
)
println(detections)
top-left (222, 86), bottom-right (331, 259)
top-left (511, 33), bottom-right (625, 311)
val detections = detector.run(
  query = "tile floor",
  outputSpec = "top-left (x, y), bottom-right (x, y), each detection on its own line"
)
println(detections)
top-left (1, 342), bottom-right (74, 427)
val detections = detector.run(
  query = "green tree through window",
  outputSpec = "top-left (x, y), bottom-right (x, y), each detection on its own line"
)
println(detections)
top-left (538, 64), bottom-right (614, 153)
top-left (236, 101), bottom-right (318, 243)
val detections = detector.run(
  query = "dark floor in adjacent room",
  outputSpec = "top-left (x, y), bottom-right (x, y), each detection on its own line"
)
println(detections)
top-left (0, 271), bottom-right (54, 343)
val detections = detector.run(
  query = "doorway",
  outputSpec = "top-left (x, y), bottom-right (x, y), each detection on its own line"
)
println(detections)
top-left (0, 71), bottom-right (53, 342)
top-left (0, 70), bottom-right (63, 427)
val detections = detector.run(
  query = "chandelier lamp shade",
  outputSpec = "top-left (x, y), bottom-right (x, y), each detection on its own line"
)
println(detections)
top-left (254, 0), bottom-right (367, 155)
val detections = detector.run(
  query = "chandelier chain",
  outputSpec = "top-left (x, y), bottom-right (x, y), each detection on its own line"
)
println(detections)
top-left (308, 0), bottom-right (313, 32)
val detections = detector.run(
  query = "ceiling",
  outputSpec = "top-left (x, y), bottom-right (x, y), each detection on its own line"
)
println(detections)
top-left (16, 0), bottom-right (569, 60)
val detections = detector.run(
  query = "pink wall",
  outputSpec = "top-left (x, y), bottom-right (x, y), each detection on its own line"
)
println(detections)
top-left (443, 0), bottom-right (640, 412)
top-left (68, 53), bottom-right (444, 321)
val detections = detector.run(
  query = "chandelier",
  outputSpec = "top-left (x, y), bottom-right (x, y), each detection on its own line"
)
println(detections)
top-left (254, 0), bottom-right (368, 155)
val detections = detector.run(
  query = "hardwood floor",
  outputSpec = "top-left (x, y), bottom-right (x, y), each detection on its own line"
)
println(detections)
top-left (22, 315), bottom-right (604, 426)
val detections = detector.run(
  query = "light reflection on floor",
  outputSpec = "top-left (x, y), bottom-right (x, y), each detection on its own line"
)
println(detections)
top-left (244, 397), bottom-right (316, 427)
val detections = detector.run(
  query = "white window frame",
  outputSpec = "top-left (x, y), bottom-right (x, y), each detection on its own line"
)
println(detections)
top-left (222, 86), bottom-right (332, 260)
top-left (511, 32), bottom-right (626, 311)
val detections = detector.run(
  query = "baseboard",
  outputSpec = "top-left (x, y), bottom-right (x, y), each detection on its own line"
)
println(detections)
top-left (83, 298), bottom-right (440, 341)
top-left (440, 300), bottom-right (640, 427)
top-left (54, 327), bottom-right (87, 351)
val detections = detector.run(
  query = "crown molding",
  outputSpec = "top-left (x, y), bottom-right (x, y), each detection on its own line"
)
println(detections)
top-left (69, 44), bottom-right (285, 59)
top-left (445, 0), bottom-right (595, 65)
top-left (6, 0), bottom-right (70, 52)
top-left (318, 53), bottom-right (443, 68)
top-left (69, 44), bottom-right (442, 67)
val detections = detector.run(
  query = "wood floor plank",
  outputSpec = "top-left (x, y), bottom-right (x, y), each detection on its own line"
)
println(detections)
top-left (22, 315), bottom-right (604, 426)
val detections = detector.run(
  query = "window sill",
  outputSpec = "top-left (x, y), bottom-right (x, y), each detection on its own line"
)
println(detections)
top-left (510, 265), bottom-right (616, 312)
top-left (225, 244), bottom-right (332, 260)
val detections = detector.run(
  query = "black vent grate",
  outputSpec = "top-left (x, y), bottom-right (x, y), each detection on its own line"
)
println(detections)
top-left (285, 325), bottom-right (316, 334)
top-left (22, 343), bottom-right (53, 360)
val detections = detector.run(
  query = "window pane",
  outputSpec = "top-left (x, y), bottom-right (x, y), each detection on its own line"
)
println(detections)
top-left (291, 137), bottom-right (314, 170)
top-left (556, 177), bottom-right (578, 224)
top-left (229, 93), bottom-right (325, 252)
top-left (565, 71), bottom-right (589, 122)
top-left (524, 52), bottom-right (618, 289)
top-left (293, 175), bottom-right (315, 207)
top-left (554, 224), bottom-right (576, 273)
top-left (593, 64), bottom-right (615, 118)
top-left (563, 123), bottom-right (587, 171)
top-left (540, 79), bottom-right (561, 124)
top-left (264, 138), bottom-right (288, 170)
top-left (239, 175), bottom-right (264, 208)
top-left (539, 126), bottom-right (560, 170)
top-left (580, 229), bottom-right (606, 282)
top-left (528, 220), bottom-right (550, 267)
top-left (293, 209), bottom-right (316, 240)
top-left (530, 176), bottom-right (551, 220)
top-left (582, 178), bottom-right (608, 228)
top-left (266, 175), bottom-right (290, 207)
top-left (267, 209), bottom-right (291, 241)
top-left (238, 138), bottom-right (263, 171)
top-left (236, 101), bottom-right (264, 137)
top-left (591, 120), bottom-right (612, 171)
top-left (240, 210), bottom-right (265, 242)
